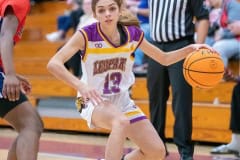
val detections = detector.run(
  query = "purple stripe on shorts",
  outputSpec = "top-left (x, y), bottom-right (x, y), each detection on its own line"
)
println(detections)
top-left (130, 116), bottom-right (147, 124)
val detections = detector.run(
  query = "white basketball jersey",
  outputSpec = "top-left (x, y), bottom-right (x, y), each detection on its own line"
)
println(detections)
top-left (78, 22), bottom-right (144, 97)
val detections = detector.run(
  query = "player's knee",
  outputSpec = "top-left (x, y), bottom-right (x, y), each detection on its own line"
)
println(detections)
top-left (35, 117), bottom-right (44, 134)
top-left (34, 115), bottom-right (43, 134)
top-left (112, 115), bottom-right (130, 131)
top-left (22, 115), bottom-right (43, 136)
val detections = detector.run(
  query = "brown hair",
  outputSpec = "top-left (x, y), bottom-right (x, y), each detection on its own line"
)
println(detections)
top-left (91, 0), bottom-right (140, 27)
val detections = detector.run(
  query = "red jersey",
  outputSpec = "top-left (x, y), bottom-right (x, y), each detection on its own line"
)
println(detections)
top-left (0, 0), bottom-right (30, 71)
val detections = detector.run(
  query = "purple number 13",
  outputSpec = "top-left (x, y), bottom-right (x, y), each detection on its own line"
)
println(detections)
top-left (103, 72), bottom-right (122, 94)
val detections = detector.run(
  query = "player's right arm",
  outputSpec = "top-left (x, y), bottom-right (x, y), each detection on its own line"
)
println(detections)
top-left (0, 6), bottom-right (20, 101)
top-left (47, 31), bottom-right (85, 90)
top-left (47, 31), bottom-right (102, 104)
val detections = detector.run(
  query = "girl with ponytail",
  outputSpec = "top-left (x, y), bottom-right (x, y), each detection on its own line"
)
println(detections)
top-left (47, 0), bottom-right (214, 159)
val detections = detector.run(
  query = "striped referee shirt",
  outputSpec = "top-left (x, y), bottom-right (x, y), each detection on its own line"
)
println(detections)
top-left (149, 0), bottom-right (209, 42)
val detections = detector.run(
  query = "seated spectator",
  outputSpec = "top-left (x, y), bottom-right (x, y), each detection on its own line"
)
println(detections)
top-left (125, 0), bottom-right (139, 6)
top-left (211, 69), bottom-right (240, 157)
top-left (46, 0), bottom-right (83, 42)
top-left (205, 0), bottom-right (222, 46)
top-left (212, 0), bottom-right (240, 67)
top-left (128, 0), bottom-right (151, 75)
top-left (211, 9), bottom-right (240, 155)
top-left (76, 0), bottom-right (96, 29)
top-left (64, 0), bottom-right (96, 77)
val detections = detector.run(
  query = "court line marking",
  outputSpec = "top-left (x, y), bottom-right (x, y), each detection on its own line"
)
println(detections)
top-left (39, 152), bottom-right (96, 160)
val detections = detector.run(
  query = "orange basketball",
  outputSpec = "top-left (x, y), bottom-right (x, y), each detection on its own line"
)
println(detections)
top-left (183, 48), bottom-right (224, 89)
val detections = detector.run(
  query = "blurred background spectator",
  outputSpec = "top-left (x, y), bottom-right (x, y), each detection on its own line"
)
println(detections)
top-left (205, 0), bottom-right (222, 46)
top-left (128, 0), bottom-right (150, 76)
top-left (212, 0), bottom-right (240, 68)
top-left (76, 0), bottom-right (96, 29)
top-left (63, 0), bottom-right (96, 77)
top-left (45, 0), bottom-right (83, 42)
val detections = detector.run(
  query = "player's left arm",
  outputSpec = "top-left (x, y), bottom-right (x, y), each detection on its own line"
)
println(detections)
top-left (139, 38), bottom-right (213, 66)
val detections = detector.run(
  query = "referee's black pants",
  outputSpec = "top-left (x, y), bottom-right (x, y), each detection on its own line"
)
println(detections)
top-left (230, 82), bottom-right (240, 133)
top-left (147, 37), bottom-right (194, 157)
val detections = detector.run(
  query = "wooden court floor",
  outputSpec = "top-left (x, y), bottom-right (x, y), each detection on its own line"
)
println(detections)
top-left (0, 127), bottom-right (239, 160)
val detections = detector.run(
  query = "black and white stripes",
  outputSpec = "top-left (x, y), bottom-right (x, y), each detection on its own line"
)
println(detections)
top-left (149, 0), bottom-right (208, 42)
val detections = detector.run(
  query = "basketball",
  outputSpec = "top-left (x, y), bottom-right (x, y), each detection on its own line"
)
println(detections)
top-left (183, 48), bottom-right (224, 89)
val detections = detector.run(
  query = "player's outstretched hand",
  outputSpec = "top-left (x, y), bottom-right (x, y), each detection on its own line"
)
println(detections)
top-left (78, 83), bottom-right (103, 106)
top-left (190, 44), bottom-right (217, 53)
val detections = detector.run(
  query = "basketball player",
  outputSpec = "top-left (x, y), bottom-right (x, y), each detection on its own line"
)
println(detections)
top-left (47, 0), bottom-right (213, 159)
top-left (0, 0), bottom-right (43, 159)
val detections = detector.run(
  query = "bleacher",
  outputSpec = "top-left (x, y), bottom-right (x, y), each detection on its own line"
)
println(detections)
top-left (0, 1), bottom-right (239, 143)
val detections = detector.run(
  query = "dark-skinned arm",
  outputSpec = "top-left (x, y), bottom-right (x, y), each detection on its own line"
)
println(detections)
top-left (0, 6), bottom-right (20, 101)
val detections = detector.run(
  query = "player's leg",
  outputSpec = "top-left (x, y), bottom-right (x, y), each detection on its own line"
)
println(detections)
top-left (91, 101), bottom-right (130, 160)
top-left (4, 100), bottom-right (43, 160)
top-left (6, 138), bottom-right (17, 160)
top-left (124, 119), bottom-right (166, 160)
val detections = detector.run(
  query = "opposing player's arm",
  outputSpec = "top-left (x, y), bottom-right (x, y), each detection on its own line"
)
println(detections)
top-left (0, 6), bottom-right (18, 75)
top-left (0, 6), bottom-right (21, 101)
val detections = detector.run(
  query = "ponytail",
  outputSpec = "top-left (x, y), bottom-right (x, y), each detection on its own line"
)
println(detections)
top-left (118, 9), bottom-right (140, 27)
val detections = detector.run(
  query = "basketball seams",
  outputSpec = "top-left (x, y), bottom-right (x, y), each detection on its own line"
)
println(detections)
top-left (183, 52), bottom-right (195, 82)
top-left (184, 69), bottom-right (224, 74)
top-left (183, 49), bottom-right (224, 89)
top-left (184, 57), bottom-right (224, 73)
top-left (183, 52), bottom-right (195, 67)
top-left (188, 72), bottom-right (213, 88)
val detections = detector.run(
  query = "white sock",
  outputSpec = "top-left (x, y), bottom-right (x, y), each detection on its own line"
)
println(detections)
top-left (227, 133), bottom-right (240, 151)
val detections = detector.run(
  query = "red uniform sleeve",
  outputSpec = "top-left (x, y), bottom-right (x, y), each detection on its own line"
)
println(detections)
top-left (0, 0), bottom-right (30, 42)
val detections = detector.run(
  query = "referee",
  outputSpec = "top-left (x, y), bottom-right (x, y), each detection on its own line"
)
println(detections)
top-left (147, 1), bottom-right (209, 160)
